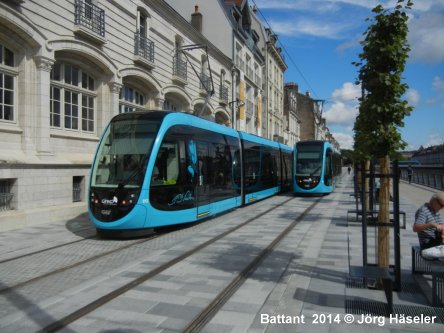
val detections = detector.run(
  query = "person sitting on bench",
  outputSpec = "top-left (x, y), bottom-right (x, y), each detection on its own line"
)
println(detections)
top-left (413, 192), bottom-right (444, 259)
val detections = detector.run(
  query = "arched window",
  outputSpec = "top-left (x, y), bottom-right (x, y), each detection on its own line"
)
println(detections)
top-left (0, 44), bottom-right (15, 122)
top-left (119, 84), bottom-right (146, 113)
top-left (163, 99), bottom-right (178, 111)
top-left (50, 62), bottom-right (95, 132)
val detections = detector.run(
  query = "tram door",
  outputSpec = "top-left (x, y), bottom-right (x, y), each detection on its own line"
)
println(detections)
top-left (195, 141), bottom-right (212, 218)
top-left (324, 149), bottom-right (333, 186)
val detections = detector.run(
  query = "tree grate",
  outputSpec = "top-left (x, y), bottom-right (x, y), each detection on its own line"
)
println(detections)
top-left (345, 300), bottom-right (444, 324)
top-left (346, 278), bottom-right (421, 294)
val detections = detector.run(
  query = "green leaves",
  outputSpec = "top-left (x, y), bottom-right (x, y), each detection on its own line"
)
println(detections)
top-left (353, 0), bottom-right (413, 160)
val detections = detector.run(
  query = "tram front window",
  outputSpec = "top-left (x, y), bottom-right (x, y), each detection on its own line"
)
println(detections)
top-left (91, 119), bottom-right (159, 188)
top-left (296, 147), bottom-right (322, 177)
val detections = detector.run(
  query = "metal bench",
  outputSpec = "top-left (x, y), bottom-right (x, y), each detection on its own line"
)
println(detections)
top-left (411, 245), bottom-right (444, 307)
top-left (347, 209), bottom-right (406, 229)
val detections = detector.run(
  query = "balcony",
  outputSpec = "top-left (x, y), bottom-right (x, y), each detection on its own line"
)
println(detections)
top-left (219, 85), bottom-right (229, 105)
top-left (173, 56), bottom-right (187, 84)
top-left (199, 73), bottom-right (213, 95)
top-left (134, 32), bottom-right (155, 69)
top-left (74, 0), bottom-right (106, 44)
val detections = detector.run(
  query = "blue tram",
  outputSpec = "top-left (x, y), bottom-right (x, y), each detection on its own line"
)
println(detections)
top-left (293, 140), bottom-right (341, 195)
top-left (89, 111), bottom-right (292, 236)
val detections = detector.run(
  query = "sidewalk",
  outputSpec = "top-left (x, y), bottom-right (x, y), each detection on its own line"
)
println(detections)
top-left (231, 172), bottom-right (444, 333)
top-left (0, 172), bottom-right (443, 332)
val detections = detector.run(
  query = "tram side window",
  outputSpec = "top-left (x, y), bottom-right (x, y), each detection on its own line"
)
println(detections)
top-left (212, 142), bottom-right (231, 188)
top-left (262, 148), bottom-right (279, 187)
top-left (324, 150), bottom-right (333, 185)
top-left (151, 142), bottom-right (180, 186)
top-left (244, 147), bottom-right (260, 186)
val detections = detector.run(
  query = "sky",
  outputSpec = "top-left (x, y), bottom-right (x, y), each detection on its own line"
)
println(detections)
top-left (252, 0), bottom-right (444, 150)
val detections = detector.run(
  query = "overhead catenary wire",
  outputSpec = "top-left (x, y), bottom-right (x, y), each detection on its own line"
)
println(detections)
top-left (250, 0), bottom-right (319, 99)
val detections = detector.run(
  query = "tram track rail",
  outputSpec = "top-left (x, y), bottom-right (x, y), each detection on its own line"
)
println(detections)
top-left (0, 236), bottom-right (160, 294)
top-left (34, 195), bottom-right (319, 333)
top-left (183, 197), bottom-right (321, 332)
top-left (0, 236), bottom-right (96, 265)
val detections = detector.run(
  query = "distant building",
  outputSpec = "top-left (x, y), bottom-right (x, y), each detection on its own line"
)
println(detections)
top-left (283, 82), bottom-right (300, 146)
top-left (295, 90), bottom-right (323, 141)
top-left (412, 144), bottom-right (444, 165)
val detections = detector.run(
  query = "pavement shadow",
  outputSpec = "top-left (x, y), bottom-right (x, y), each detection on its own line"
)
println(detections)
top-left (65, 212), bottom-right (96, 239)
top-left (0, 281), bottom-right (76, 332)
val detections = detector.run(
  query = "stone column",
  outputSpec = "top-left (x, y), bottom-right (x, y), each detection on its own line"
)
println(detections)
top-left (34, 55), bottom-right (55, 158)
top-left (101, 81), bottom-right (122, 133)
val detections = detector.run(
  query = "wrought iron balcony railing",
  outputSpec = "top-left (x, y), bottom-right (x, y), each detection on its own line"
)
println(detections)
top-left (134, 32), bottom-right (155, 64)
top-left (219, 85), bottom-right (229, 105)
top-left (199, 73), bottom-right (213, 93)
top-left (173, 56), bottom-right (187, 82)
top-left (74, 0), bottom-right (105, 37)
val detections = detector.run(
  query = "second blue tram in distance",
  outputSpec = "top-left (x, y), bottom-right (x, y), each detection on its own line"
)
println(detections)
top-left (89, 111), bottom-right (292, 237)
top-left (293, 140), bottom-right (342, 195)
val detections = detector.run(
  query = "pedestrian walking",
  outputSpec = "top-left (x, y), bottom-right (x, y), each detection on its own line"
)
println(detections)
top-left (407, 165), bottom-right (413, 184)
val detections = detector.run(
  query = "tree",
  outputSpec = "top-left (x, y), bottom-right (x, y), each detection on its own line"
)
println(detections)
top-left (353, 0), bottom-right (413, 269)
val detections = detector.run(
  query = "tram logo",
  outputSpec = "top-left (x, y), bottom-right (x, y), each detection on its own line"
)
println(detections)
top-left (168, 191), bottom-right (195, 206)
top-left (102, 196), bottom-right (118, 206)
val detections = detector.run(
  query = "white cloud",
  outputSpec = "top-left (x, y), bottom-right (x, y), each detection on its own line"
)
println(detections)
top-left (332, 132), bottom-right (354, 150)
top-left (254, 0), bottom-right (387, 11)
top-left (409, 12), bottom-right (444, 64)
top-left (323, 82), bottom-right (361, 148)
top-left (253, 0), bottom-right (338, 12)
top-left (433, 76), bottom-right (444, 92)
top-left (406, 89), bottom-right (420, 107)
top-left (426, 76), bottom-right (444, 107)
top-left (425, 132), bottom-right (444, 147)
top-left (324, 102), bottom-right (359, 126)
top-left (332, 82), bottom-right (361, 102)
top-left (269, 19), bottom-right (350, 39)
top-left (323, 82), bottom-right (360, 127)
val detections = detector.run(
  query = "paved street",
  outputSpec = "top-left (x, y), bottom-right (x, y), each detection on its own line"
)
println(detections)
top-left (0, 172), bottom-right (443, 332)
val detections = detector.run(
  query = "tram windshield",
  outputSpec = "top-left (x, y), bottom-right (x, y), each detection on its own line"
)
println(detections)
top-left (296, 144), bottom-right (323, 177)
top-left (91, 118), bottom-right (160, 188)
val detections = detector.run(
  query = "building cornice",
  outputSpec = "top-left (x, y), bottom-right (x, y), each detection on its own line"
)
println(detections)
top-left (268, 44), bottom-right (287, 71)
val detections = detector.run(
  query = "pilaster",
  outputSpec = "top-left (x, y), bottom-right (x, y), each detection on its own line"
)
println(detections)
top-left (34, 55), bottom-right (55, 158)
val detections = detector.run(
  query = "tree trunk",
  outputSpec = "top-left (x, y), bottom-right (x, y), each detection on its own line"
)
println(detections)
top-left (378, 155), bottom-right (390, 268)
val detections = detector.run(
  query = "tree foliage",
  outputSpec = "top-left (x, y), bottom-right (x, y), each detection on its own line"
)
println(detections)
top-left (353, 0), bottom-right (413, 160)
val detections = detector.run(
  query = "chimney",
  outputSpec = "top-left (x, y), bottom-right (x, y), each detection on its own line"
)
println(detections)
top-left (285, 82), bottom-right (299, 92)
top-left (191, 5), bottom-right (202, 33)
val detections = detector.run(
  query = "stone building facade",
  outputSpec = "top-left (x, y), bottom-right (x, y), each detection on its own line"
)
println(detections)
top-left (0, 0), bottom-right (233, 229)
top-left (0, 0), bottom-right (337, 230)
